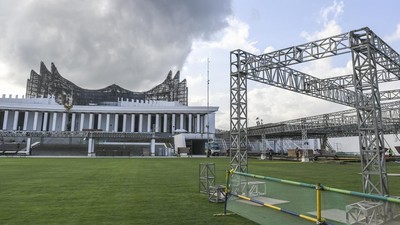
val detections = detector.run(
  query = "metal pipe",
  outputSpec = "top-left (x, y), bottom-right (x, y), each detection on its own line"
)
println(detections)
top-left (316, 183), bottom-right (322, 223)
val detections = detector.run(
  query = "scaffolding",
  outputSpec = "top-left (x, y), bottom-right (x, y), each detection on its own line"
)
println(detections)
top-left (230, 27), bottom-right (400, 197)
top-left (26, 62), bottom-right (188, 106)
top-left (198, 163), bottom-right (215, 194)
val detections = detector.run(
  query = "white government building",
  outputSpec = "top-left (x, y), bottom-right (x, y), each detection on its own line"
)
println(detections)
top-left (0, 62), bottom-right (218, 156)
top-left (0, 95), bottom-right (216, 135)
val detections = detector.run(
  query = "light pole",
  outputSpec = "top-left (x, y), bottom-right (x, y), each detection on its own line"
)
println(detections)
top-left (206, 58), bottom-right (210, 158)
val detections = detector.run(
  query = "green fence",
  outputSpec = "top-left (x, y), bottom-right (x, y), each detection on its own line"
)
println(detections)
top-left (227, 171), bottom-right (400, 225)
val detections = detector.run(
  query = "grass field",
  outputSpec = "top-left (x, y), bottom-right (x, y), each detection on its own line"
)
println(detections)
top-left (1, 157), bottom-right (400, 225)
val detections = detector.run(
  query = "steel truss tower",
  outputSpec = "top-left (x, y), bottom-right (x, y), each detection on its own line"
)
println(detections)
top-left (230, 50), bottom-right (249, 172)
top-left (350, 28), bottom-right (388, 195)
top-left (230, 27), bottom-right (400, 196)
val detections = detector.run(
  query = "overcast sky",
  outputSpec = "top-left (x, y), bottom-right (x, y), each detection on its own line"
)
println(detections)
top-left (1, 0), bottom-right (400, 151)
top-left (0, 0), bottom-right (231, 91)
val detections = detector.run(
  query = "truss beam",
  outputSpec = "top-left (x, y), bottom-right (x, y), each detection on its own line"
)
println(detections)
top-left (254, 32), bottom-right (351, 68)
top-left (247, 101), bottom-right (400, 138)
top-left (246, 64), bottom-right (356, 107)
top-left (366, 28), bottom-right (400, 72)
top-left (322, 69), bottom-right (400, 89)
top-left (246, 59), bottom-right (398, 104)
top-left (376, 89), bottom-right (400, 101)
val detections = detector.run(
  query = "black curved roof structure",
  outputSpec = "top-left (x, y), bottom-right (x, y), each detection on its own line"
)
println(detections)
top-left (26, 62), bottom-right (188, 106)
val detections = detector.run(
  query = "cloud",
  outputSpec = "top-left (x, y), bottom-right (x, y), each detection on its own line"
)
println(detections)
top-left (181, 16), bottom-right (261, 130)
top-left (301, 58), bottom-right (353, 78)
top-left (0, 0), bottom-right (232, 93)
top-left (300, 1), bottom-right (344, 41)
top-left (248, 87), bottom-right (349, 126)
top-left (299, 0), bottom-right (349, 79)
top-left (385, 24), bottom-right (400, 42)
top-left (247, 1), bottom-right (350, 128)
top-left (320, 1), bottom-right (344, 23)
top-left (193, 17), bottom-right (260, 54)
top-left (300, 20), bottom-right (342, 41)
top-left (185, 73), bottom-right (204, 89)
top-left (0, 62), bottom-right (25, 96)
top-left (263, 46), bottom-right (275, 54)
top-left (183, 1), bottom-right (350, 130)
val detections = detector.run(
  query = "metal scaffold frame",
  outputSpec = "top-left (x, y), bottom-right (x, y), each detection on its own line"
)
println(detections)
top-left (230, 51), bottom-right (249, 173)
top-left (246, 100), bottom-right (400, 139)
top-left (26, 62), bottom-right (189, 106)
top-left (229, 27), bottom-right (400, 197)
top-left (198, 163), bottom-right (216, 194)
top-left (349, 28), bottom-right (388, 195)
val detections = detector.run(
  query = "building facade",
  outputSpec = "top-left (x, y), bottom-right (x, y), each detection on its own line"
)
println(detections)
top-left (0, 63), bottom-right (217, 156)
top-left (0, 96), bottom-right (216, 134)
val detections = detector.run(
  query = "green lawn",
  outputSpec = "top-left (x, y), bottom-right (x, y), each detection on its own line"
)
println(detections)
top-left (0, 157), bottom-right (399, 225)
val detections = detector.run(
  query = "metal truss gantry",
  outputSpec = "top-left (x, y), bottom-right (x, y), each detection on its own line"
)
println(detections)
top-left (247, 100), bottom-right (400, 139)
top-left (230, 27), bottom-right (400, 196)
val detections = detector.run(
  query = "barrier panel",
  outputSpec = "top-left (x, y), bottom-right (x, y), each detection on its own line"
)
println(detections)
top-left (226, 171), bottom-right (400, 225)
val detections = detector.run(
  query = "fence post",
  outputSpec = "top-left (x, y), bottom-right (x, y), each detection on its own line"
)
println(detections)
top-left (316, 183), bottom-right (322, 223)
top-left (223, 170), bottom-right (231, 214)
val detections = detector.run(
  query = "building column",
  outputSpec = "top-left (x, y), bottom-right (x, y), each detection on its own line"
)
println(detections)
top-left (71, 113), bottom-right (76, 131)
top-left (23, 111), bottom-right (29, 130)
top-left (188, 114), bottom-right (192, 133)
top-left (114, 114), bottom-right (119, 132)
top-left (51, 112), bottom-right (57, 131)
top-left (122, 114), bottom-right (127, 132)
top-left (13, 111), bottom-right (19, 130)
top-left (2, 110), bottom-right (9, 130)
top-left (163, 114), bottom-right (168, 133)
top-left (147, 114), bottom-right (152, 132)
top-left (88, 137), bottom-right (95, 157)
top-left (97, 114), bottom-right (102, 130)
top-left (180, 114), bottom-right (184, 130)
top-left (106, 114), bottom-right (110, 132)
top-left (61, 113), bottom-right (67, 131)
top-left (130, 114), bottom-right (135, 132)
top-left (89, 113), bottom-right (94, 129)
top-left (80, 113), bottom-right (85, 131)
top-left (88, 138), bottom-right (92, 156)
top-left (155, 114), bottom-right (160, 132)
top-left (139, 114), bottom-right (143, 132)
top-left (196, 114), bottom-right (200, 133)
top-left (42, 112), bottom-right (48, 131)
top-left (26, 137), bottom-right (32, 155)
top-left (204, 114), bottom-right (209, 134)
top-left (33, 112), bottom-right (39, 131)
top-left (171, 114), bottom-right (176, 133)
top-left (151, 138), bottom-right (155, 156)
